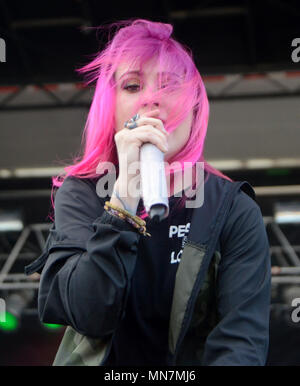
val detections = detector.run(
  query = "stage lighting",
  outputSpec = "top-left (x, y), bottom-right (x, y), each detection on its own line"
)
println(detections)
top-left (274, 202), bottom-right (300, 224)
top-left (0, 311), bottom-right (18, 331)
top-left (42, 322), bottom-right (63, 331)
top-left (0, 210), bottom-right (24, 232)
top-left (0, 290), bottom-right (34, 332)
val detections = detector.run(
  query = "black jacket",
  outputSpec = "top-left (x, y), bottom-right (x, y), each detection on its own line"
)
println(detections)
top-left (25, 172), bottom-right (271, 366)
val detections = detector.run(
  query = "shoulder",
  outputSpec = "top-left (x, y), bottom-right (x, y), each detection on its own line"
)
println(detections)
top-left (205, 171), bottom-right (258, 213)
top-left (220, 181), bottom-right (267, 254)
top-left (55, 175), bottom-right (106, 206)
top-left (228, 183), bottom-right (260, 223)
top-left (203, 172), bottom-right (258, 219)
top-left (54, 175), bottom-right (106, 232)
top-left (56, 175), bottom-right (97, 196)
top-left (205, 172), bottom-right (264, 243)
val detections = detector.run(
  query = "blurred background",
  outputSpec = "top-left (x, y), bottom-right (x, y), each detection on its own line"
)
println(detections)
top-left (0, 0), bottom-right (300, 366)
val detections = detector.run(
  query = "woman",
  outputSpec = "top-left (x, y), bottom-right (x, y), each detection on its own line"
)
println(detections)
top-left (25, 18), bottom-right (271, 366)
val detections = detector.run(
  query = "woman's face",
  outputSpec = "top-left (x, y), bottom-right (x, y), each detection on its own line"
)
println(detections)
top-left (114, 58), bottom-right (193, 162)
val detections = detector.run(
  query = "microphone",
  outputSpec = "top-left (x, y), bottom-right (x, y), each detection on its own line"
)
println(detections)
top-left (140, 143), bottom-right (169, 222)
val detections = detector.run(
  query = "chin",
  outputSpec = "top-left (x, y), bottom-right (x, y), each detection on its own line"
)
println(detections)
top-left (164, 152), bottom-right (170, 162)
top-left (164, 148), bottom-right (176, 162)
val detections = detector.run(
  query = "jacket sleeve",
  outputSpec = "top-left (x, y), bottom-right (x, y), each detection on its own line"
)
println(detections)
top-left (36, 176), bottom-right (141, 339)
top-left (202, 190), bottom-right (271, 366)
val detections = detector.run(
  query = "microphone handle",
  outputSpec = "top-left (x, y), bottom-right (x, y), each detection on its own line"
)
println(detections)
top-left (140, 143), bottom-right (169, 222)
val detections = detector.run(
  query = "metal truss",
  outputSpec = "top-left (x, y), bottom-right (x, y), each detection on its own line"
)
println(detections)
top-left (263, 217), bottom-right (300, 286)
top-left (0, 83), bottom-right (91, 111)
top-left (0, 217), bottom-right (300, 290)
top-left (0, 223), bottom-right (51, 290)
top-left (0, 70), bottom-right (300, 112)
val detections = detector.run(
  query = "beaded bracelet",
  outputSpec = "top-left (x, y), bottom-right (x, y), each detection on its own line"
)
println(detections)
top-left (104, 201), bottom-right (151, 237)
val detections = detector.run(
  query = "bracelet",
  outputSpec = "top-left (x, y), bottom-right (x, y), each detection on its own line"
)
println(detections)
top-left (104, 201), bottom-right (151, 237)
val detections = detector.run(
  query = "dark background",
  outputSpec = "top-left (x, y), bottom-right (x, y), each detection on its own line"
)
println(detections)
top-left (1, 0), bottom-right (299, 83)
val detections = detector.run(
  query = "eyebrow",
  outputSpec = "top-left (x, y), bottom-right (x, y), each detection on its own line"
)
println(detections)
top-left (118, 70), bottom-right (180, 81)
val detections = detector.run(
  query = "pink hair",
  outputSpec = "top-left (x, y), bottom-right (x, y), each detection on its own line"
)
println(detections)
top-left (49, 18), bottom-right (233, 221)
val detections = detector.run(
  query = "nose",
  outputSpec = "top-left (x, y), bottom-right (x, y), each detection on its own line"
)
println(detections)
top-left (140, 86), bottom-right (161, 112)
top-left (142, 102), bottom-right (159, 109)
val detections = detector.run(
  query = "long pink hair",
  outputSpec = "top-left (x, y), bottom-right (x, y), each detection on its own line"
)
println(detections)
top-left (49, 18), bottom-right (233, 221)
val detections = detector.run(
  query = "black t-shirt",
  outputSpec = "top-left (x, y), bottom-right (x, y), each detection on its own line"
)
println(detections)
top-left (104, 195), bottom-right (193, 366)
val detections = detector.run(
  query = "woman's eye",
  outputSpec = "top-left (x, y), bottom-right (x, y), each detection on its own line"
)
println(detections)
top-left (124, 84), bottom-right (140, 92)
top-left (123, 82), bottom-right (178, 92)
top-left (160, 81), bottom-right (179, 90)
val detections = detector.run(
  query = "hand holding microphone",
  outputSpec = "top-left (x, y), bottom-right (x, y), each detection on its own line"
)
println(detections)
top-left (112, 109), bottom-right (169, 220)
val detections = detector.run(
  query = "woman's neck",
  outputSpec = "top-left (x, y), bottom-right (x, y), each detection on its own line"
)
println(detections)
top-left (167, 169), bottom-right (192, 198)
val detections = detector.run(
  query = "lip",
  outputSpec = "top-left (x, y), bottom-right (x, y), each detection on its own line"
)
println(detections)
top-left (140, 110), bottom-right (166, 125)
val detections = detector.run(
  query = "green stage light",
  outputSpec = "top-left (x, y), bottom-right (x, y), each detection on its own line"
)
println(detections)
top-left (266, 168), bottom-right (291, 176)
top-left (43, 323), bottom-right (62, 330)
top-left (0, 312), bottom-right (18, 331)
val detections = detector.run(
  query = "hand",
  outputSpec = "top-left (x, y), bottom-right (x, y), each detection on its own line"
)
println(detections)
top-left (114, 108), bottom-right (169, 184)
